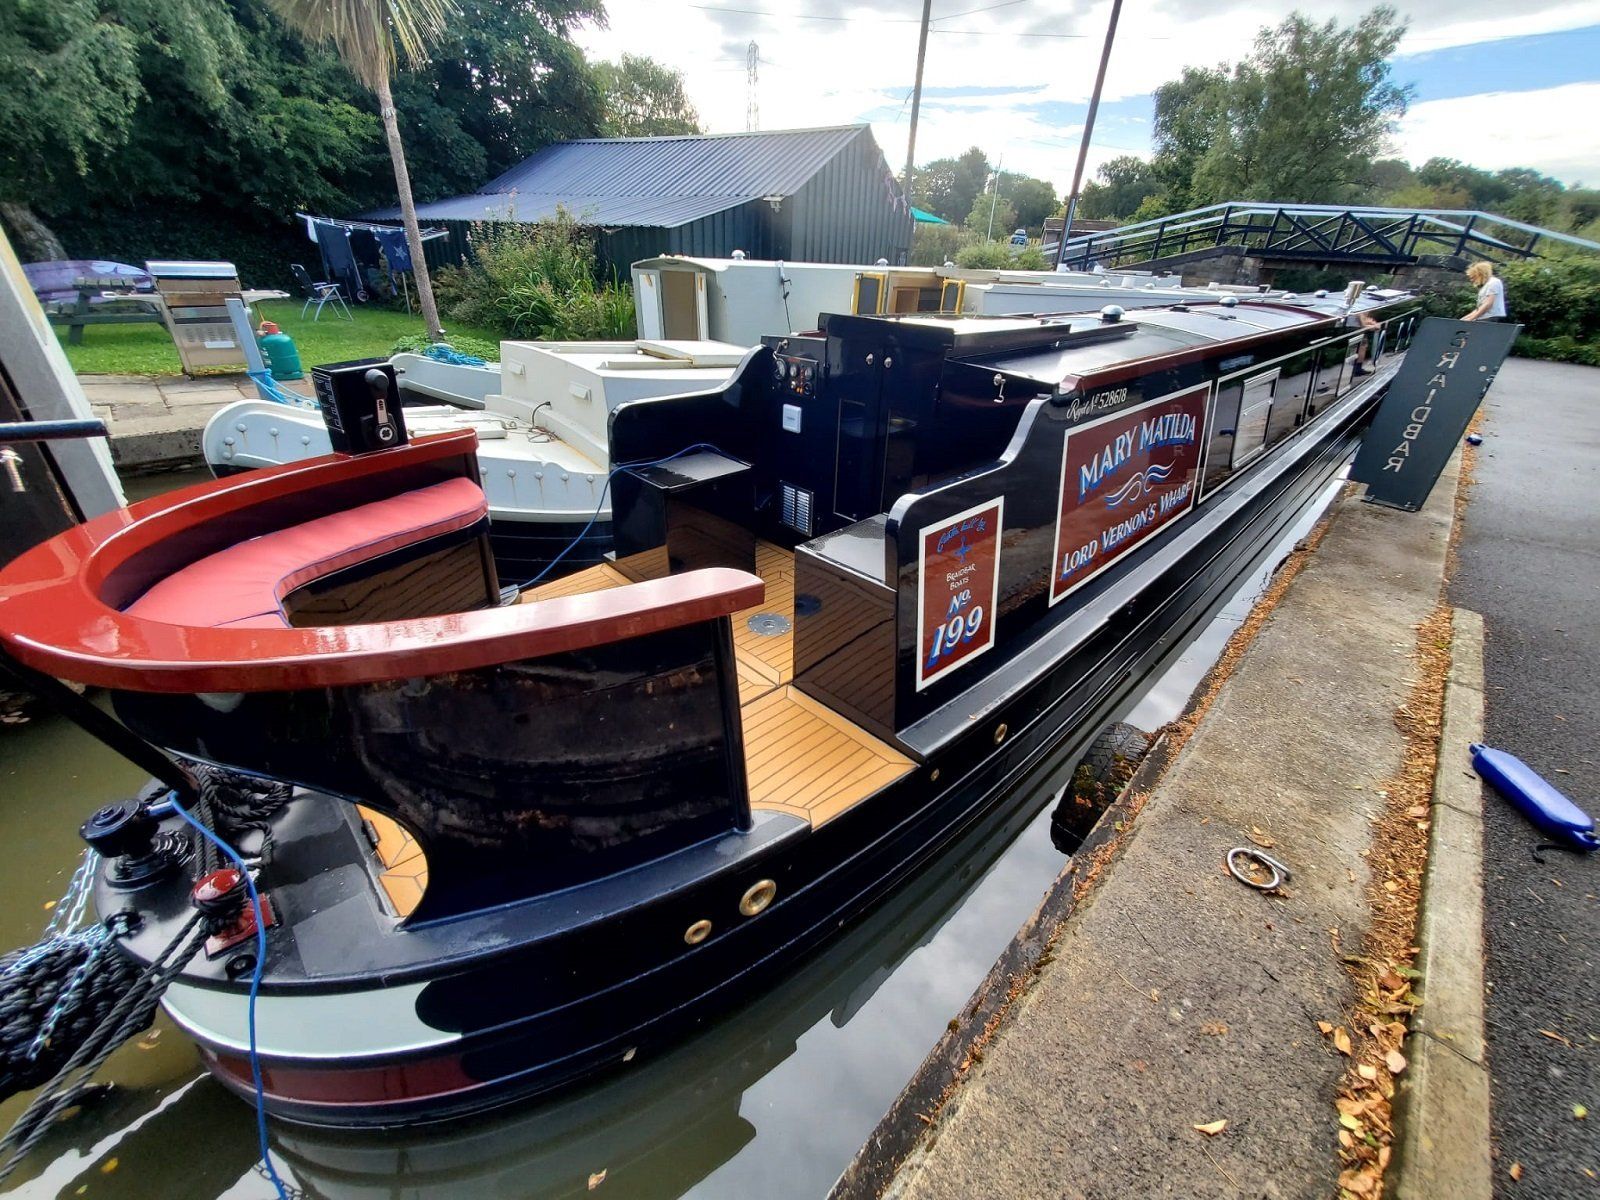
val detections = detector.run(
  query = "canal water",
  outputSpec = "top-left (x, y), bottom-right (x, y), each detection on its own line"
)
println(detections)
top-left (0, 474), bottom-right (1343, 1199)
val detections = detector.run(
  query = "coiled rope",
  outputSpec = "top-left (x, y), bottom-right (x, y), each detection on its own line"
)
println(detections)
top-left (0, 912), bottom-right (205, 1182)
top-left (0, 764), bottom-right (295, 1197)
top-left (0, 854), bottom-right (144, 1099)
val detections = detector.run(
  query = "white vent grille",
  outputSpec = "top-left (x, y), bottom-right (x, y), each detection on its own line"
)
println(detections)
top-left (780, 483), bottom-right (814, 536)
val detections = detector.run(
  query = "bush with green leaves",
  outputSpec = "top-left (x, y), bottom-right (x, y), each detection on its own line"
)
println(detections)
top-left (953, 241), bottom-right (1050, 271)
top-left (430, 211), bottom-right (637, 342)
top-left (909, 222), bottom-right (971, 266)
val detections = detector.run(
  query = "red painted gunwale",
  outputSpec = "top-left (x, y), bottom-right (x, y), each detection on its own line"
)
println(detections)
top-left (0, 430), bottom-right (763, 693)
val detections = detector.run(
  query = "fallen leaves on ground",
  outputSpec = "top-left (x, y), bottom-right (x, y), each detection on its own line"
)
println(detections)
top-left (1193, 1119), bottom-right (1227, 1136)
top-left (588, 1169), bottom-right (607, 1190)
top-left (1575, 1104), bottom-right (1588, 1120)
top-left (1328, 604), bottom-right (1450, 1200)
top-left (1247, 826), bottom-right (1276, 848)
top-left (1538, 1028), bottom-right (1574, 1047)
top-left (1509, 1162), bottom-right (1524, 1182)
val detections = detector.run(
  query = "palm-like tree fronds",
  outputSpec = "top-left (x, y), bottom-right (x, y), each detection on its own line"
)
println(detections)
top-left (267, 0), bottom-right (456, 91)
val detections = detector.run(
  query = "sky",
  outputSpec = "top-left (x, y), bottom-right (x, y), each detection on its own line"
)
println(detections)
top-left (574, 0), bottom-right (1600, 195)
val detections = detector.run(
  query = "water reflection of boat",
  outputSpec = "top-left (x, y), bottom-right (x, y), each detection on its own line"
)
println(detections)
top-left (269, 788), bottom-right (1051, 1200)
top-left (0, 289), bottom-right (1421, 1127)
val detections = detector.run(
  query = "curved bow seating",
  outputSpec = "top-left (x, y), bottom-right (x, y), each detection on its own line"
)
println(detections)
top-left (125, 476), bottom-right (489, 630)
top-left (0, 430), bottom-right (763, 693)
top-left (0, 430), bottom-right (765, 919)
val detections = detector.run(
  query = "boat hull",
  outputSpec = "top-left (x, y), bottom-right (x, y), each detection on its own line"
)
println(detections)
top-left (161, 376), bottom-right (1374, 1127)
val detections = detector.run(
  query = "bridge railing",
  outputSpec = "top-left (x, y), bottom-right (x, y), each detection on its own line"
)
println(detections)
top-left (1056, 203), bottom-right (1600, 272)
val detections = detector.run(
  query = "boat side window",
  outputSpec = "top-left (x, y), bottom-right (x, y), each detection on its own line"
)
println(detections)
top-left (938, 279), bottom-right (965, 313)
top-left (1229, 371), bottom-right (1279, 469)
top-left (1309, 339), bottom-right (1349, 416)
top-left (853, 273), bottom-right (887, 316)
top-left (1203, 378), bottom-right (1243, 493)
top-left (1271, 350), bottom-right (1319, 439)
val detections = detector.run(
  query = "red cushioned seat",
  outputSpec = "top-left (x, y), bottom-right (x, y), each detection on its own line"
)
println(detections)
top-left (126, 477), bottom-right (488, 629)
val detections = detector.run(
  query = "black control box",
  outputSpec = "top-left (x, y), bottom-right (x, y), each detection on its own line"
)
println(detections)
top-left (312, 359), bottom-right (408, 454)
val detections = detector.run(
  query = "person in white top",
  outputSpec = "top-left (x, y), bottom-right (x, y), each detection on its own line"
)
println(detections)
top-left (1463, 262), bottom-right (1508, 321)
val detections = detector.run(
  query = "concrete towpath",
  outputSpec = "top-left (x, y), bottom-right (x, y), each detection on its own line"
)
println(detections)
top-left (857, 448), bottom-right (1464, 1198)
top-left (79, 373), bottom-right (311, 472)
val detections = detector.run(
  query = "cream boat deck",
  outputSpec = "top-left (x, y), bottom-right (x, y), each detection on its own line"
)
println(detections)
top-left (362, 541), bottom-right (913, 916)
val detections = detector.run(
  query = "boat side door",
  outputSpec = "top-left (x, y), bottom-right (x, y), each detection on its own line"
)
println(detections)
top-left (829, 330), bottom-right (894, 525)
top-left (635, 270), bottom-right (664, 340)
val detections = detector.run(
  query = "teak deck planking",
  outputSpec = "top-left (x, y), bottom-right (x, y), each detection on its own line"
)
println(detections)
top-left (369, 543), bottom-right (913, 916)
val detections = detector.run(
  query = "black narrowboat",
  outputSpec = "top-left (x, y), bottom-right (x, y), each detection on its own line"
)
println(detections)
top-left (0, 288), bottom-right (1419, 1126)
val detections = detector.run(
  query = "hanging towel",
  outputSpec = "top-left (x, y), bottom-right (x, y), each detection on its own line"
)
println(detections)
top-left (372, 227), bottom-right (413, 273)
top-left (315, 223), bottom-right (364, 301)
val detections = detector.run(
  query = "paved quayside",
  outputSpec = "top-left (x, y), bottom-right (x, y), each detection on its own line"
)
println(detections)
top-left (81, 374), bottom-right (310, 471)
top-left (848, 426), bottom-right (1470, 1196)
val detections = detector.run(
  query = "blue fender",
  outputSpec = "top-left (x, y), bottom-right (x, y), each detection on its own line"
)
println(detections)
top-left (1470, 743), bottom-right (1599, 852)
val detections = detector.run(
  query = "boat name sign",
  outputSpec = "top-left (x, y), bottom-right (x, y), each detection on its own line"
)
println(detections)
top-left (1050, 385), bottom-right (1209, 605)
top-left (916, 496), bottom-right (1005, 691)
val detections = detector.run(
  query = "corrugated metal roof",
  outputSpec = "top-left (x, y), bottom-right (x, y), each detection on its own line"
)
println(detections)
top-left (391, 191), bottom-right (753, 227)
top-left (366, 125), bottom-right (870, 229)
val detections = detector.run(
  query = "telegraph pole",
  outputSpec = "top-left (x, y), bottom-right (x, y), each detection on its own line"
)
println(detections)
top-left (902, 0), bottom-right (935, 219)
top-left (1054, 0), bottom-right (1123, 269)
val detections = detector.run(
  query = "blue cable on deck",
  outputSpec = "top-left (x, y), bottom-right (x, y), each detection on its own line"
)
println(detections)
top-left (247, 370), bottom-right (317, 410)
top-left (166, 795), bottom-right (290, 1200)
top-left (516, 442), bottom-right (728, 590)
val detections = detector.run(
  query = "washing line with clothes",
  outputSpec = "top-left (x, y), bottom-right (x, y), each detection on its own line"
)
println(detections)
top-left (296, 215), bottom-right (447, 310)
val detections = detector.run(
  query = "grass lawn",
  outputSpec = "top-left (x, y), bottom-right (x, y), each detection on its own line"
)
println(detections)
top-left (59, 300), bottom-right (501, 376)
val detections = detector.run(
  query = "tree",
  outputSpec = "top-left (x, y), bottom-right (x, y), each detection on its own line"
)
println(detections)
top-left (1364, 157), bottom-right (1415, 200)
top-left (1079, 156), bottom-right (1161, 220)
top-left (270, 0), bottom-right (456, 341)
top-left (592, 55), bottom-right (700, 138)
top-left (965, 192), bottom-right (1016, 241)
top-left (911, 147), bottom-right (989, 224)
top-left (0, 0), bottom-right (243, 259)
top-left (1000, 175), bottom-right (1058, 232)
top-left (1155, 8), bottom-right (1411, 207)
top-left (1150, 66), bottom-right (1227, 212)
top-left (414, 0), bottom-right (604, 180)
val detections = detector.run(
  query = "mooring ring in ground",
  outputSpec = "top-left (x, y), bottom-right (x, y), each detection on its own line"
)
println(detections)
top-left (1226, 846), bottom-right (1292, 890)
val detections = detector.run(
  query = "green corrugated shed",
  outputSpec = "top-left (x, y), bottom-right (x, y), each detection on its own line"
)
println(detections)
top-left (366, 126), bottom-right (911, 271)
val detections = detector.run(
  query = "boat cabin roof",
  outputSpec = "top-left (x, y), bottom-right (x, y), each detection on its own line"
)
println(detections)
top-left (838, 289), bottom-right (1409, 393)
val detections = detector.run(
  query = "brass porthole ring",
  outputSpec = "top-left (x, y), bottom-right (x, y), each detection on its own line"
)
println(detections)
top-left (994, 723), bottom-right (1009, 745)
top-left (684, 919), bottom-right (713, 945)
top-left (739, 879), bottom-right (778, 917)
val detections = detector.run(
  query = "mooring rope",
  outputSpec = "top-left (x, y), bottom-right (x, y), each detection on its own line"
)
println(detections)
top-left (0, 765), bottom-right (296, 1197)
top-left (0, 912), bottom-right (205, 1182)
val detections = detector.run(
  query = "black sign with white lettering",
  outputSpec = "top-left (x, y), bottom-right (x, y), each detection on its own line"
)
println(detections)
top-left (1350, 316), bottom-right (1520, 511)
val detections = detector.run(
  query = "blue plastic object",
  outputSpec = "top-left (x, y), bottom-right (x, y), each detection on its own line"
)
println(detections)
top-left (1470, 743), bottom-right (1599, 851)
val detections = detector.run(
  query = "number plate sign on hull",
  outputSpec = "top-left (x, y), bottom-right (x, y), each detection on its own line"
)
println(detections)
top-left (1050, 385), bottom-right (1208, 605)
top-left (916, 497), bottom-right (1004, 691)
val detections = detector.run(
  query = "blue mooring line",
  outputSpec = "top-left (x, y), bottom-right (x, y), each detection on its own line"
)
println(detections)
top-left (166, 794), bottom-right (290, 1200)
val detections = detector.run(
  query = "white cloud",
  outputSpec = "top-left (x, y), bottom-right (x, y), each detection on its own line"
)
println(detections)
top-left (1395, 83), bottom-right (1600, 186)
top-left (577, 0), bottom-right (1600, 190)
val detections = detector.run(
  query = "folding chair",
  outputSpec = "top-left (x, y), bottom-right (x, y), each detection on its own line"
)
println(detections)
top-left (291, 263), bottom-right (353, 322)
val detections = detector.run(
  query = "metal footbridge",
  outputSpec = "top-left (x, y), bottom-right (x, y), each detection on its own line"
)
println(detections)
top-left (1051, 203), bottom-right (1600, 273)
